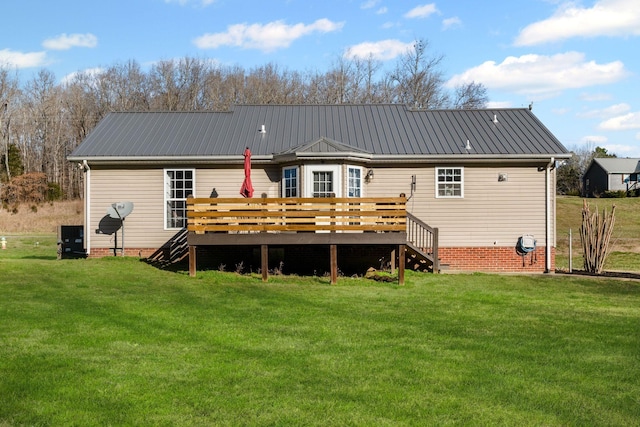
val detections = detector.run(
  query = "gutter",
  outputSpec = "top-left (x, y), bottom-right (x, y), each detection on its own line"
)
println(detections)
top-left (67, 153), bottom-right (572, 166)
top-left (545, 157), bottom-right (555, 273)
top-left (81, 160), bottom-right (91, 256)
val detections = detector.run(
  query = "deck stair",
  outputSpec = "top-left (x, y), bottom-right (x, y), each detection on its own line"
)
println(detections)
top-left (405, 212), bottom-right (440, 273)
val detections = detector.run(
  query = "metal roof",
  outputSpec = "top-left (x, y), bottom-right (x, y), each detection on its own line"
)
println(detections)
top-left (69, 104), bottom-right (569, 162)
top-left (591, 157), bottom-right (640, 174)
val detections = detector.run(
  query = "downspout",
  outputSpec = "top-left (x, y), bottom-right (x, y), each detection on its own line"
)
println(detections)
top-left (545, 157), bottom-right (555, 273)
top-left (82, 160), bottom-right (91, 256)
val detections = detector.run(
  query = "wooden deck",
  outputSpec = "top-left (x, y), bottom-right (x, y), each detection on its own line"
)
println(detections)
top-left (186, 197), bottom-right (409, 284)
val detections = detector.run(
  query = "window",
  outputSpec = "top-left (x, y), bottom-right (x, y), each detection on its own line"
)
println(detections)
top-left (282, 167), bottom-right (299, 197)
top-left (304, 165), bottom-right (341, 197)
top-left (436, 167), bottom-right (463, 198)
top-left (313, 171), bottom-right (334, 197)
top-left (347, 167), bottom-right (362, 197)
top-left (165, 169), bottom-right (194, 229)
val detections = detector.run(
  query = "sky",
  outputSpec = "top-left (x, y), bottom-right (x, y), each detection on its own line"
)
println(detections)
top-left (1, 0), bottom-right (639, 157)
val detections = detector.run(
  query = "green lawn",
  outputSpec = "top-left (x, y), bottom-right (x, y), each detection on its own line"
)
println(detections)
top-left (556, 196), bottom-right (640, 272)
top-left (1, 237), bottom-right (639, 425)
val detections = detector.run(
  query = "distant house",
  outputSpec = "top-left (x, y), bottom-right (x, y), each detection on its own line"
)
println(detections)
top-left (68, 104), bottom-right (570, 273)
top-left (583, 157), bottom-right (640, 197)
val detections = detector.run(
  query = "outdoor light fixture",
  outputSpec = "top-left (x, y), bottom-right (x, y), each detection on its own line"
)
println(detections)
top-left (365, 169), bottom-right (374, 182)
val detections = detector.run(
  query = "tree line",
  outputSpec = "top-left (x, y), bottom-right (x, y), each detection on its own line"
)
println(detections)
top-left (0, 39), bottom-right (488, 203)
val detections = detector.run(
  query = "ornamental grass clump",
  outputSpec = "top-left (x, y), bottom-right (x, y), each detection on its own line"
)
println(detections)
top-left (580, 199), bottom-right (616, 274)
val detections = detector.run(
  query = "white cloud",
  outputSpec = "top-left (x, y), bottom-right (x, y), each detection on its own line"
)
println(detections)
top-left (515, 0), bottom-right (640, 46)
top-left (581, 135), bottom-right (608, 144)
top-left (344, 39), bottom-right (413, 61)
top-left (486, 101), bottom-right (512, 108)
top-left (43, 33), bottom-right (98, 50)
top-left (599, 111), bottom-right (640, 130)
top-left (0, 49), bottom-right (48, 68)
top-left (577, 103), bottom-right (631, 119)
top-left (637, 132), bottom-right (640, 141)
top-left (404, 4), bottom-right (438, 19)
top-left (447, 52), bottom-right (628, 99)
top-left (579, 92), bottom-right (613, 102)
top-left (376, 7), bottom-right (388, 15)
top-left (442, 17), bottom-right (462, 30)
top-left (193, 19), bottom-right (344, 52)
top-left (165, 0), bottom-right (216, 6)
top-left (360, 0), bottom-right (379, 9)
top-left (60, 67), bottom-right (105, 86)
top-left (602, 143), bottom-right (638, 156)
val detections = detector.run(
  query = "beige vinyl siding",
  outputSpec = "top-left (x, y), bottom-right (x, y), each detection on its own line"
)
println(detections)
top-left (196, 165), bottom-right (281, 198)
top-left (89, 162), bottom-right (555, 252)
top-left (364, 163), bottom-right (554, 248)
top-left (90, 168), bottom-right (168, 250)
top-left (90, 166), bottom-right (281, 251)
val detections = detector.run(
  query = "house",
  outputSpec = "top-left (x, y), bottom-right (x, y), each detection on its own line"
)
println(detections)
top-left (582, 157), bottom-right (640, 197)
top-left (68, 104), bottom-right (570, 274)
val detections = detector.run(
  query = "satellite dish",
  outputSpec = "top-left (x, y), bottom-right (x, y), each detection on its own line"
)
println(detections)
top-left (107, 201), bottom-right (134, 219)
top-left (106, 202), bottom-right (134, 257)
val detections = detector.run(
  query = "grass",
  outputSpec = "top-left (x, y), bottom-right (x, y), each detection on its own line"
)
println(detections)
top-left (1, 237), bottom-right (639, 425)
top-left (0, 200), bottom-right (83, 235)
top-left (556, 196), bottom-right (640, 272)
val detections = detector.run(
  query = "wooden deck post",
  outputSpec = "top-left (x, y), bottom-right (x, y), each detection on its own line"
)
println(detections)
top-left (330, 244), bottom-right (338, 285)
top-left (390, 248), bottom-right (396, 274)
top-left (189, 245), bottom-right (197, 277)
top-left (433, 227), bottom-right (439, 273)
top-left (398, 244), bottom-right (405, 285)
top-left (261, 244), bottom-right (269, 282)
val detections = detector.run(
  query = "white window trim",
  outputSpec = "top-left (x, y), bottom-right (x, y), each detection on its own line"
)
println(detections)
top-left (435, 166), bottom-right (464, 198)
top-left (304, 165), bottom-right (342, 197)
top-left (347, 165), bottom-right (364, 198)
top-left (282, 166), bottom-right (300, 198)
top-left (164, 168), bottom-right (195, 230)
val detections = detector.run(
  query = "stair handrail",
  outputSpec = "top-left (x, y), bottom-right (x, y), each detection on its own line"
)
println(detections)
top-left (406, 212), bottom-right (439, 273)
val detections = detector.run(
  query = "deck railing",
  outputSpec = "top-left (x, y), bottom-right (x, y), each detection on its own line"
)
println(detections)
top-left (187, 197), bottom-right (407, 233)
top-left (406, 212), bottom-right (439, 272)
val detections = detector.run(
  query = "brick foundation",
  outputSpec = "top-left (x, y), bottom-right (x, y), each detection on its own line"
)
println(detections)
top-left (438, 246), bottom-right (555, 273)
top-left (88, 248), bottom-right (158, 258)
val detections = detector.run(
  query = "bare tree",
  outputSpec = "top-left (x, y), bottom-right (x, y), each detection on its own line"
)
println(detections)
top-left (201, 64), bottom-right (246, 109)
top-left (0, 67), bottom-right (20, 181)
top-left (24, 70), bottom-right (60, 177)
top-left (244, 63), bottom-right (300, 104)
top-left (102, 60), bottom-right (151, 111)
top-left (453, 81), bottom-right (488, 109)
top-left (353, 55), bottom-right (384, 103)
top-left (389, 39), bottom-right (449, 109)
top-left (149, 59), bottom-right (181, 111)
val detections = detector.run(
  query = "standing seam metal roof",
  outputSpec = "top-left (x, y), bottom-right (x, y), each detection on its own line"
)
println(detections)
top-left (591, 158), bottom-right (640, 174)
top-left (69, 104), bottom-right (569, 159)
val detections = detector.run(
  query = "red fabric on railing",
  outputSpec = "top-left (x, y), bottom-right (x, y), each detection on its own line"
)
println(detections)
top-left (240, 147), bottom-right (254, 198)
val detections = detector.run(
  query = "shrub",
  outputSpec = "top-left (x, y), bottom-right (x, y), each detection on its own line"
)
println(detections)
top-left (47, 182), bottom-right (63, 201)
top-left (1, 173), bottom-right (48, 204)
top-left (602, 190), bottom-right (627, 198)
